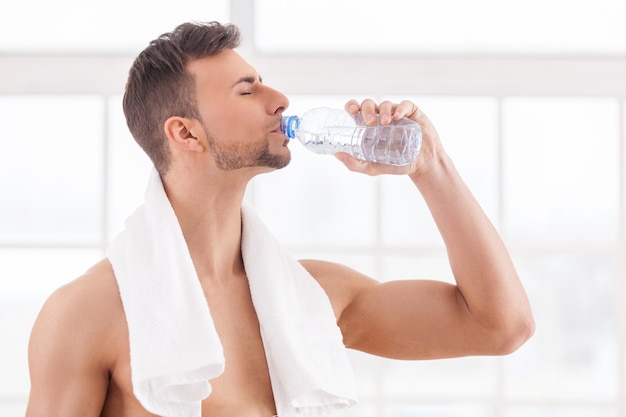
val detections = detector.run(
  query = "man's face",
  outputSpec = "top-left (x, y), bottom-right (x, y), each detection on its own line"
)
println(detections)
top-left (188, 50), bottom-right (291, 171)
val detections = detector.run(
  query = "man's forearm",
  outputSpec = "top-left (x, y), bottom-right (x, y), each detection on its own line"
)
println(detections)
top-left (410, 151), bottom-right (534, 351)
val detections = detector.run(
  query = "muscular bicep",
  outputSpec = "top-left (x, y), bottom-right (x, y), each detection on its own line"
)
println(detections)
top-left (26, 282), bottom-right (111, 417)
top-left (338, 279), bottom-right (496, 360)
top-left (301, 259), bottom-right (496, 360)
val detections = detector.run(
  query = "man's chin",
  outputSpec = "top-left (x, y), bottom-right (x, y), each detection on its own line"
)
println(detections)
top-left (249, 153), bottom-right (291, 173)
top-left (263, 149), bottom-right (291, 170)
top-left (267, 156), bottom-right (291, 171)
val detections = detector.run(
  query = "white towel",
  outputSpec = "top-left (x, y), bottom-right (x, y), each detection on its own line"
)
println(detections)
top-left (107, 169), bottom-right (357, 417)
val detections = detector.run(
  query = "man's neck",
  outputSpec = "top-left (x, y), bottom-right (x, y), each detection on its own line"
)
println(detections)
top-left (162, 172), bottom-right (249, 285)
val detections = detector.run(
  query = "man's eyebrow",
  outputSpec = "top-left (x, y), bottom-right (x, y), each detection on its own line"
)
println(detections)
top-left (231, 75), bottom-right (263, 88)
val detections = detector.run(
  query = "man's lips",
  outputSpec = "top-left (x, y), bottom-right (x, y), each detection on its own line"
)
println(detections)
top-left (270, 124), bottom-right (290, 146)
top-left (271, 122), bottom-right (282, 133)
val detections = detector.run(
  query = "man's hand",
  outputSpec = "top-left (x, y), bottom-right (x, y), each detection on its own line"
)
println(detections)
top-left (335, 98), bottom-right (443, 177)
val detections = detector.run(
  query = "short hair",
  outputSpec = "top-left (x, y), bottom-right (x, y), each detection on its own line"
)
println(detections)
top-left (122, 21), bottom-right (241, 174)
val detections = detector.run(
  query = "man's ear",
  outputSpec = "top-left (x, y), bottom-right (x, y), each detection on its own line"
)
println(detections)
top-left (163, 116), bottom-right (204, 152)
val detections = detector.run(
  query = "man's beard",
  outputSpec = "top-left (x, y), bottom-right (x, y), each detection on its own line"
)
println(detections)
top-left (204, 128), bottom-right (291, 171)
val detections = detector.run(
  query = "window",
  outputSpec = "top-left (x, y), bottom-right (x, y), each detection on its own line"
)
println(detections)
top-left (255, 0), bottom-right (626, 55)
top-left (0, 0), bottom-right (229, 52)
top-left (1, 1), bottom-right (625, 415)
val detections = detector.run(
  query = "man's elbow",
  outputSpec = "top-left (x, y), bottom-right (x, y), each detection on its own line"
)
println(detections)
top-left (489, 313), bottom-right (536, 355)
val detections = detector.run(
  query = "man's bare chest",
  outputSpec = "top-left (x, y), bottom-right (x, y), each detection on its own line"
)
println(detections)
top-left (105, 280), bottom-right (277, 417)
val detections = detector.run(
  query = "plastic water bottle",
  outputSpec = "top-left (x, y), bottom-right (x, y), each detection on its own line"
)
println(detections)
top-left (280, 107), bottom-right (422, 166)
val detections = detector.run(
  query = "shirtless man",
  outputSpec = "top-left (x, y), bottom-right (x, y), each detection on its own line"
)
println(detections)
top-left (25, 21), bottom-right (534, 417)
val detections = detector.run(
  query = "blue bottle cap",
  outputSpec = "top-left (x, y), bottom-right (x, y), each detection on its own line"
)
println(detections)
top-left (280, 115), bottom-right (300, 138)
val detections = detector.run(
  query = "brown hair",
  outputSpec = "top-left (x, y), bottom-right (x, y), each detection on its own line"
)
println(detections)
top-left (122, 21), bottom-right (241, 174)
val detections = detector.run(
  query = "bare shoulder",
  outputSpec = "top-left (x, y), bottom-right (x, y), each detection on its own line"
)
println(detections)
top-left (27, 258), bottom-right (125, 416)
top-left (29, 260), bottom-right (123, 368)
top-left (36, 259), bottom-right (121, 332)
top-left (298, 259), bottom-right (378, 319)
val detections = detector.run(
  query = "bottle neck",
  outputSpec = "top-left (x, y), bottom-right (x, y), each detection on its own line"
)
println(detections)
top-left (280, 115), bottom-right (300, 138)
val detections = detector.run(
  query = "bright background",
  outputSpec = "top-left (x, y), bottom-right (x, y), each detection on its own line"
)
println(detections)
top-left (1, 0), bottom-right (625, 416)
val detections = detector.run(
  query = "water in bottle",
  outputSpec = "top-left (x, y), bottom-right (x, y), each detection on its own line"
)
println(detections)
top-left (280, 107), bottom-right (422, 166)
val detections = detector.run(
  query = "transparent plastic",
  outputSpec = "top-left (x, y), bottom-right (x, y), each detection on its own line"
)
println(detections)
top-left (281, 107), bottom-right (422, 166)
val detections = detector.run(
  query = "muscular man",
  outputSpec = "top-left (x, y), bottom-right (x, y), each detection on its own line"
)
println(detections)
top-left (25, 21), bottom-right (534, 417)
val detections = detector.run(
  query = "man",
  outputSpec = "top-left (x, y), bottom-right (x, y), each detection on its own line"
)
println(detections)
top-left (25, 21), bottom-right (534, 417)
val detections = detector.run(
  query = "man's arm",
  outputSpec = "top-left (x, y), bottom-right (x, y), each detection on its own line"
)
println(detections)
top-left (306, 99), bottom-right (534, 360)
top-left (26, 272), bottom-right (112, 416)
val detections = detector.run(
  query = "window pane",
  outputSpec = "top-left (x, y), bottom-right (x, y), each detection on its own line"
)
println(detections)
top-left (345, 350), bottom-right (386, 400)
top-left (384, 403), bottom-right (494, 417)
top-left (0, 404), bottom-right (28, 417)
top-left (505, 406), bottom-right (616, 417)
top-left (503, 254), bottom-right (619, 401)
top-left (256, 0), bottom-right (626, 54)
top-left (0, 0), bottom-right (229, 52)
top-left (0, 96), bottom-right (104, 244)
top-left (107, 96), bottom-right (153, 242)
top-left (502, 97), bottom-right (619, 246)
top-left (0, 249), bottom-right (102, 296)
top-left (381, 356), bottom-right (499, 398)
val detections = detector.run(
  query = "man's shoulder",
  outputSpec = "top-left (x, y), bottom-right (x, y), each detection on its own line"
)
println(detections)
top-left (27, 259), bottom-right (125, 416)
top-left (33, 258), bottom-right (125, 354)
top-left (298, 259), bottom-right (378, 319)
top-left (47, 259), bottom-right (120, 314)
top-left (299, 259), bottom-right (378, 288)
